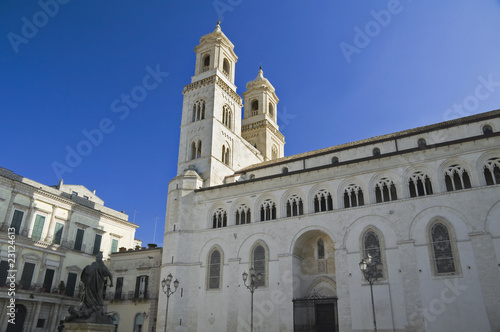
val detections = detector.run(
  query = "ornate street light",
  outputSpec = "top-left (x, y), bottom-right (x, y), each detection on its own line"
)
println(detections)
top-left (242, 267), bottom-right (262, 332)
top-left (161, 273), bottom-right (179, 332)
top-left (359, 255), bottom-right (383, 332)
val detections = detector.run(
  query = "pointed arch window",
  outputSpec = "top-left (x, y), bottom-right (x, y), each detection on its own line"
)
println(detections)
top-left (260, 199), bottom-right (276, 221)
top-left (252, 244), bottom-right (266, 287)
top-left (408, 171), bottom-right (433, 197)
top-left (197, 140), bottom-right (202, 158)
top-left (271, 145), bottom-right (278, 160)
top-left (222, 105), bottom-right (232, 129)
top-left (363, 230), bottom-right (383, 278)
top-left (212, 208), bottom-right (227, 229)
top-left (235, 205), bottom-right (251, 225)
top-left (208, 249), bottom-right (222, 290)
top-left (430, 222), bottom-right (456, 274)
top-left (222, 145), bottom-right (230, 166)
top-left (286, 194), bottom-right (303, 217)
top-left (190, 140), bottom-right (202, 160)
top-left (344, 184), bottom-right (364, 208)
top-left (445, 165), bottom-right (471, 191)
top-left (317, 238), bottom-right (325, 259)
top-left (193, 100), bottom-right (205, 122)
top-left (375, 178), bottom-right (397, 203)
top-left (314, 189), bottom-right (333, 212)
top-left (484, 157), bottom-right (500, 185)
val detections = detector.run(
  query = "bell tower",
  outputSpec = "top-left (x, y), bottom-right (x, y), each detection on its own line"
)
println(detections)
top-left (176, 23), bottom-right (264, 186)
top-left (241, 68), bottom-right (285, 161)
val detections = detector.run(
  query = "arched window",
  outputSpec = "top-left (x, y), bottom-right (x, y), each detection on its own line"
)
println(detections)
top-left (408, 171), bottom-right (433, 197)
top-left (482, 124), bottom-right (493, 135)
top-left (235, 205), bottom-right (251, 225)
top-left (133, 313), bottom-right (143, 332)
top-left (212, 208), bottom-right (227, 229)
top-left (203, 54), bottom-right (210, 71)
top-left (418, 138), bottom-right (427, 149)
top-left (222, 58), bottom-right (230, 76)
top-left (193, 100), bottom-right (205, 121)
top-left (269, 103), bottom-right (274, 117)
top-left (191, 142), bottom-right (196, 160)
top-left (271, 145), bottom-right (278, 160)
top-left (375, 178), bottom-right (397, 203)
top-left (331, 156), bottom-right (339, 164)
top-left (197, 140), bottom-right (202, 159)
top-left (430, 222), bottom-right (456, 274)
top-left (260, 199), bottom-right (276, 221)
top-left (251, 100), bottom-right (259, 116)
top-left (317, 238), bottom-right (325, 259)
top-left (282, 167), bottom-right (289, 174)
top-left (373, 148), bottom-right (381, 157)
top-left (222, 105), bottom-right (232, 129)
top-left (363, 230), bottom-right (383, 278)
top-left (222, 145), bottom-right (230, 165)
top-left (208, 249), bottom-right (221, 289)
top-left (484, 157), bottom-right (500, 185)
top-left (286, 194), bottom-right (303, 217)
top-left (444, 165), bottom-right (471, 191)
top-left (314, 189), bottom-right (333, 212)
top-left (252, 244), bottom-right (266, 287)
top-left (344, 184), bottom-right (364, 208)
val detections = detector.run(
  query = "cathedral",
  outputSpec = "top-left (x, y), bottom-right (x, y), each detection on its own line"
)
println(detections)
top-left (158, 23), bottom-right (500, 332)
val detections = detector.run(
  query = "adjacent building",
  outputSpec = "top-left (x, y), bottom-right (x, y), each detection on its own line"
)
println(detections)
top-left (158, 23), bottom-right (500, 332)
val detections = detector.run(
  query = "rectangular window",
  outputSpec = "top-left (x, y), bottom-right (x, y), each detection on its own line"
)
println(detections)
top-left (74, 229), bottom-right (84, 251)
top-left (53, 223), bottom-right (64, 245)
top-left (10, 210), bottom-right (24, 235)
top-left (115, 277), bottom-right (124, 300)
top-left (0, 261), bottom-right (9, 286)
top-left (36, 319), bottom-right (45, 328)
top-left (111, 239), bottom-right (118, 253)
top-left (66, 272), bottom-right (78, 297)
top-left (135, 276), bottom-right (148, 299)
top-left (31, 215), bottom-right (46, 241)
top-left (43, 269), bottom-right (55, 293)
top-left (21, 262), bottom-right (35, 290)
top-left (93, 234), bottom-right (102, 255)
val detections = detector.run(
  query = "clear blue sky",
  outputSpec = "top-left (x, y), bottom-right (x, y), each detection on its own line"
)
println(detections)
top-left (1, 1), bottom-right (499, 246)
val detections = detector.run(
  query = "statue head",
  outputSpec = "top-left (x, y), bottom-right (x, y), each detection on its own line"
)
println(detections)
top-left (96, 252), bottom-right (103, 261)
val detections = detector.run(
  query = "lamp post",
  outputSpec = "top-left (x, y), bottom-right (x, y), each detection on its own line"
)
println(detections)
top-left (359, 255), bottom-right (383, 332)
top-left (161, 273), bottom-right (179, 332)
top-left (242, 267), bottom-right (262, 332)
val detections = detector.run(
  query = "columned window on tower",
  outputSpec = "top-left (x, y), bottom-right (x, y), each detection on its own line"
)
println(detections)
top-left (212, 208), bottom-right (227, 229)
top-left (409, 171), bottom-right (433, 197)
top-left (344, 184), bottom-right (364, 208)
top-left (193, 100), bottom-right (205, 122)
top-left (375, 178), bottom-right (397, 203)
top-left (260, 199), bottom-right (276, 221)
top-left (444, 165), bottom-right (471, 191)
top-left (484, 157), bottom-right (500, 185)
top-left (271, 145), bottom-right (278, 160)
top-left (190, 140), bottom-right (202, 160)
top-left (236, 204), bottom-right (251, 225)
top-left (251, 100), bottom-right (259, 116)
top-left (269, 103), bottom-right (274, 117)
top-left (222, 58), bottom-right (230, 77)
top-left (286, 194), bottom-right (304, 217)
top-left (203, 54), bottom-right (210, 72)
top-left (222, 145), bottom-right (230, 165)
top-left (222, 105), bottom-right (232, 129)
top-left (197, 140), bottom-right (202, 159)
top-left (314, 189), bottom-right (333, 212)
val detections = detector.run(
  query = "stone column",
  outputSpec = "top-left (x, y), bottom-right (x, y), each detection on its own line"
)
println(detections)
top-left (45, 205), bottom-right (59, 243)
top-left (22, 197), bottom-right (36, 237)
top-left (48, 303), bottom-right (61, 331)
top-left (1, 189), bottom-right (17, 231)
top-left (29, 301), bottom-right (42, 331)
top-left (469, 232), bottom-right (500, 331)
top-left (398, 240), bottom-right (425, 332)
top-left (334, 246), bottom-right (352, 332)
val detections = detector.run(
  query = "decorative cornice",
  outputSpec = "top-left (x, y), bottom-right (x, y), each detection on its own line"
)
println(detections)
top-left (183, 75), bottom-right (216, 94)
top-left (241, 120), bottom-right (285, 142)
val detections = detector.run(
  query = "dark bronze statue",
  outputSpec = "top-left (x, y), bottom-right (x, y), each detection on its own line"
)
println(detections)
top-left (65, 252), bottom-right (114, 324)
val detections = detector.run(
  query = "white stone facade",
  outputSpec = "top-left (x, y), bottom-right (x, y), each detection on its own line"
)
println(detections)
top-left (159, 24), bottom-right (500, 332)
top-left (0, 168), bottom-right (138, 331)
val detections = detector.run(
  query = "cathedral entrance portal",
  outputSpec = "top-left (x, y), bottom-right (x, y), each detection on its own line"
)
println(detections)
top-left (292, 230), bottom-right (338, 332)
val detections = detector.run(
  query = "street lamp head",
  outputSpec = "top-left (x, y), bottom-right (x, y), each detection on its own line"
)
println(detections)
top-left (359, 259), bottom-right (367, 272)
top-left (167, 273), bottom-right (173, 282)
top-left (161, 278), bottom-right (166, 289)
top-left (242, 271), bottom-right (248, 282)
top-left (173, 279), bottom-right (179, 289)
top-left (249, 267), bottom-right (255, 276)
